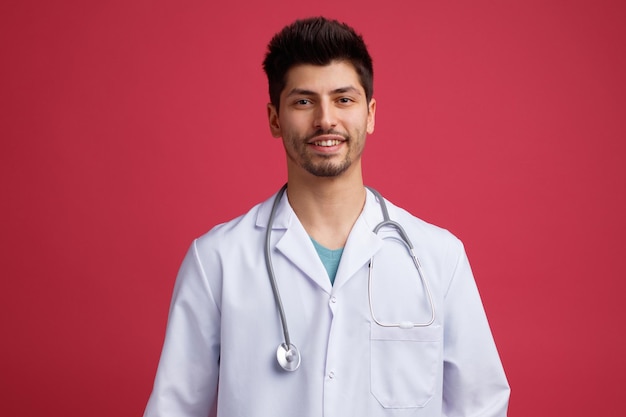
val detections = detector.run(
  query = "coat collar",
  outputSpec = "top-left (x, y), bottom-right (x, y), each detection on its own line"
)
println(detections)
top-left (256, 187), bottom-right (387, 294)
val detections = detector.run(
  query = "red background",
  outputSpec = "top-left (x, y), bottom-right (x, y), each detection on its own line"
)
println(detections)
top-left (1, 1), bottom-right (625, 415)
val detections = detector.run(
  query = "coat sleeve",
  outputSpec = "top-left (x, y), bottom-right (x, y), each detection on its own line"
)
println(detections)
top-left (143, 239), bottom-right (222, 417)
top-left (442, 240), bottom-right (510, 416)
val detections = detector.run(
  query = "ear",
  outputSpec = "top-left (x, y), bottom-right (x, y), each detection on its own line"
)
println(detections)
top-left (267, 103), bottom-right (281, 138)
top-left (366, 98), bottom-right (376, 134)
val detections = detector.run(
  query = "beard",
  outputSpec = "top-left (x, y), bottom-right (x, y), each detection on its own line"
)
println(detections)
top-left (284, 128), bottom-right (363, 178)
top-left (302, 152), bottom-right (351, 177)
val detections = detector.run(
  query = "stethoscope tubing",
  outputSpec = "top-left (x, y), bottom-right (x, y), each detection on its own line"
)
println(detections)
top-left (264, 184), bottom-right (292, 349)
top-left (265, 184), bottom-right (436, 371)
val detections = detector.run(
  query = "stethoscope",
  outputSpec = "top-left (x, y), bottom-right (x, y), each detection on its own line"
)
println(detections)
top-left (264, 184), bottom-right (436, 372)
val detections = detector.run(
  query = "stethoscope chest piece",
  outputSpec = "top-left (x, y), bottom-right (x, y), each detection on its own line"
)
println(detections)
top-left (277, 343), bottom-right (301, 372)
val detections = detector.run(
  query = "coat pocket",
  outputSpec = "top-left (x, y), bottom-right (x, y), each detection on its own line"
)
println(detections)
top-left (370, 324), bottom-right (442, 409)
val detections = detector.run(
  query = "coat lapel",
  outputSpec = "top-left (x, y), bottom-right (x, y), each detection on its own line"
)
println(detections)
top-left (257, 189), bottom-right (332, 294)
top-left (332, 190), bottom-right (385, 292)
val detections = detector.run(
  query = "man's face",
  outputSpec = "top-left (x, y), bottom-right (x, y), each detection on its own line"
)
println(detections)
top-left (268, 61), bottom-right (376, 178)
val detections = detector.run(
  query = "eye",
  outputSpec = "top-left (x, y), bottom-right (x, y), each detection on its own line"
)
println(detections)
top-left (337, 97), bottom-right (354, 104)
top-left (294, 99), bottom-right (311, 106)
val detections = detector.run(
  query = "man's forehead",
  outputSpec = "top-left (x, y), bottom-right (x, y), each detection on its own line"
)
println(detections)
top-left (282, 61), bottom-right (363, 94)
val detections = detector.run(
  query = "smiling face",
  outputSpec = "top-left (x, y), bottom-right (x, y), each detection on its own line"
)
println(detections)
top-left (268, 61), bottom-right (376, 179)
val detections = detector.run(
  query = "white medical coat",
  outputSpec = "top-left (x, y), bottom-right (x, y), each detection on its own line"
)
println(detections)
top-left (144, 189), bottom-right (510, 417)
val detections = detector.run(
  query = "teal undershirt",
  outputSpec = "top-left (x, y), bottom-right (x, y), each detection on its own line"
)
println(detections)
top-left (310, 238), bottom-right (344, 285)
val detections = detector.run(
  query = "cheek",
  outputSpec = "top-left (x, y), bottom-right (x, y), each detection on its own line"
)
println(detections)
top-left (283, 116), bottom-right (315, 137)
top-left (348, 113), bottom-right (370, 135)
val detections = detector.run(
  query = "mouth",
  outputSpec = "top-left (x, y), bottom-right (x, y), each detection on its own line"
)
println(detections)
top-left (312, 139), bottom-right (343, 147)
top-left (307, 132), bottom-right (347, 149)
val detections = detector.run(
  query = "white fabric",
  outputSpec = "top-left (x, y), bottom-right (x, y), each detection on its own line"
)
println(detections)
top-left (144, 189), bottom-right (510, 417)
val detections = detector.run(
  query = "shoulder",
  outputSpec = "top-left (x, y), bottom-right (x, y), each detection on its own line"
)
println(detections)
top-left (374, 195), bottom-right (472, 291)
top-left (379, 195), bottom-right (465, 255)
top-left (193, 192), bottom-right (275, 253)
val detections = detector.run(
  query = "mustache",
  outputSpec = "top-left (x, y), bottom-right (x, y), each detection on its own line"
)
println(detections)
top-left (304, 129), bottom-right (350, 142)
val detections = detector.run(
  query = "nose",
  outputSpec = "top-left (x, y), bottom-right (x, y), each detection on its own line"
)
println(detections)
top-left (313, 100), bottom-right (337, 130)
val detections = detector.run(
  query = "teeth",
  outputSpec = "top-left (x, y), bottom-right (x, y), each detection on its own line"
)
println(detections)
top-left (314, 140), bottom-right (341, 147)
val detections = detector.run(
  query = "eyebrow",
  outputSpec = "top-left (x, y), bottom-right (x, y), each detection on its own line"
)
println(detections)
top-left (285, 86), bottom-right (363, 98)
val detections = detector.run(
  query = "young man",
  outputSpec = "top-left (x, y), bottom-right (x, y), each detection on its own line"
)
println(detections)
top-left (144, 17), bottom-right (510, 417)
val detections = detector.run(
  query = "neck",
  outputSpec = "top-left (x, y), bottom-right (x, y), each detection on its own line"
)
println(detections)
top-left (286, 171), bottom-right (366, 250)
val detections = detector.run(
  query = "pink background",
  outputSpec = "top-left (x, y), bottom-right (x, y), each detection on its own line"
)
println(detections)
top-left (1, 0), bottom-right (625, 415)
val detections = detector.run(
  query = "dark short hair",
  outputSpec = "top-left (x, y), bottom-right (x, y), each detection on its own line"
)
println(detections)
top-left (263, 17), bottom-right (374, 112)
